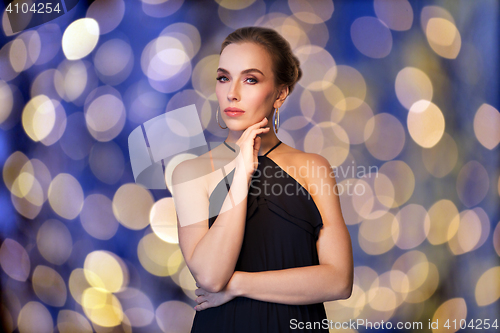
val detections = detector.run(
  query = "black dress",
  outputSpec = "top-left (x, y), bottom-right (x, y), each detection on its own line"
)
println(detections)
top-left (191, 141), bottom-right (328, 333)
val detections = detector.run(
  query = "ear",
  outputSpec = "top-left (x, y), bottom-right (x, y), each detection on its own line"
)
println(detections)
top-left (273, 85), bottom-right (289, 109)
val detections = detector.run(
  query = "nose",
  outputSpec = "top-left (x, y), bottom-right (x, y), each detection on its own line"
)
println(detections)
top-left (227, 81), bottom-right (240, 101)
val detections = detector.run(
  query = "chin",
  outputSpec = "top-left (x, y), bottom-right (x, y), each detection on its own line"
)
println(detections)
top-left (227, 124), bottom-right (250, 131)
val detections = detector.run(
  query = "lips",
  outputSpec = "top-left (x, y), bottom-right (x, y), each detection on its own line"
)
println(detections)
top-left (224, 107), bottom-right (245, 117)
top-left (224, 107), bottom-right (245, 113)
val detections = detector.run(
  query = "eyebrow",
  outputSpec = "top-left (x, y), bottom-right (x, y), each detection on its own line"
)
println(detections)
top-left (217, 67), bottom-right (265, 76)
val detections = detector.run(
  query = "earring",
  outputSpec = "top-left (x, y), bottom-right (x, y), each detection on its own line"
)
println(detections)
top-left (216, 106), bottom-right (227, 129)
top-left (273, 108), bottom-right (280, 134)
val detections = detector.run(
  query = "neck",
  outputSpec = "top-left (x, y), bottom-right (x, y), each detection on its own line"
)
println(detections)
top-left (225, 124), bottom-right (280, 156)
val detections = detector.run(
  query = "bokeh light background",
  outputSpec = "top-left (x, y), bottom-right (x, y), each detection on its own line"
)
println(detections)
top-left (1, 0), bottom-right (499, 332)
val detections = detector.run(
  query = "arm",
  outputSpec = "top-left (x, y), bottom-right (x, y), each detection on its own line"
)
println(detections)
top-left (173, 157), bottom-right (251, 293)
top-left (230, 154), bottom-right (353, 303)
top-left (174, 119), bottom-right (270, 293)
top-left (195, 153), bottom-right (353, 308)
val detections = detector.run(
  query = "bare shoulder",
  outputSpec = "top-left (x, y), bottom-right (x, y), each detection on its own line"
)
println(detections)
top-left (171, 151), bottom-right (213, 185)
top-left (279, 144), bottom-right (331, 171)
top-left (272, 144), bottom-right (332, 188)
top-left (277, 144), bottom-right (334, 187)
top-left (171, 146), bottom-right (235, 193)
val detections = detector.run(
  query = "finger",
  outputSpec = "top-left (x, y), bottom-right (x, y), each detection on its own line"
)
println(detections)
top-left (196, 282), bottom-right (200, 288)
top-left (252, 128), bottom-right (270, 139)
top-left (252, 117), bottom-right (268, 127)
top-left (236, 122), bottom-right (270, 148)
top-left (254, 136), bottom-right (261, 148)
top-left (250, 127), bottom-right (270, 137)
top-left (237, 130), bottom-right (267, 157)
top-left (195, 288), bottom-right (203, 296)
top-left (253, 136), bottom-right (261, 151)
top-left (194, 301), bottom-right (207, 311)
top-left (237, 128), bottom-right (268, 148)
top-left (243, 117), bottom-right (269, 135)
top-left (255, 117), bottom-right (268, 129)
top-left (195, 296), bottom-right (206, 304)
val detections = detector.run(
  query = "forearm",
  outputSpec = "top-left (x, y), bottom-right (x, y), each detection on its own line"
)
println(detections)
top-left (190, 166), bottom-right (251, 292)
top-left (229, 265), bottom-right (352, 305)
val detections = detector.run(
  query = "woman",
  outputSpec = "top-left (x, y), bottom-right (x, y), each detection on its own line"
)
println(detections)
top-left (172, 26), bottom-right (353, 332)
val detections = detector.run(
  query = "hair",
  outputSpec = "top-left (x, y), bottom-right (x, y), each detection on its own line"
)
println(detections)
top-left (220, 26), bottom-right (302, 95)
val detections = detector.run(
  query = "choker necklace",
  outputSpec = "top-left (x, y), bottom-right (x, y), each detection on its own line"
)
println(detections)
top-left (223, 141), bottom-right (235, 152)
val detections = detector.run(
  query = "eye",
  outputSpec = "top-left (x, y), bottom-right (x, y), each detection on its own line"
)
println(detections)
top-left (245, 77), bottom-right (258, 84)
top-left (216, 76), bottom-right (228, 82)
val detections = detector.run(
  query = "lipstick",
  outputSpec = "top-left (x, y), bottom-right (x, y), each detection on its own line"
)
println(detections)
top-left (224, 107), bottom-right (245, 117)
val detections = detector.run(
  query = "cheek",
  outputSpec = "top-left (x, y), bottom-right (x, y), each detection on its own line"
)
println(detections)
top-left (261, 88), bottom-right (276, 106)
top-left (249, 86), bottom-right (275, 104)
top-left (215, 84), bottom-right (225, 101)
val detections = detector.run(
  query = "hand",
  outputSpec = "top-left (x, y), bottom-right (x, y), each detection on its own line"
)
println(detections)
top-left (194, 282), bottom-right (236, 311)
top-left (234, 117), bottom-right (270, 180)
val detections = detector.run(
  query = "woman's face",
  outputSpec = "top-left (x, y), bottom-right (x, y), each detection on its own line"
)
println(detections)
top-left (216, 42), bottom-right (280, 131)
